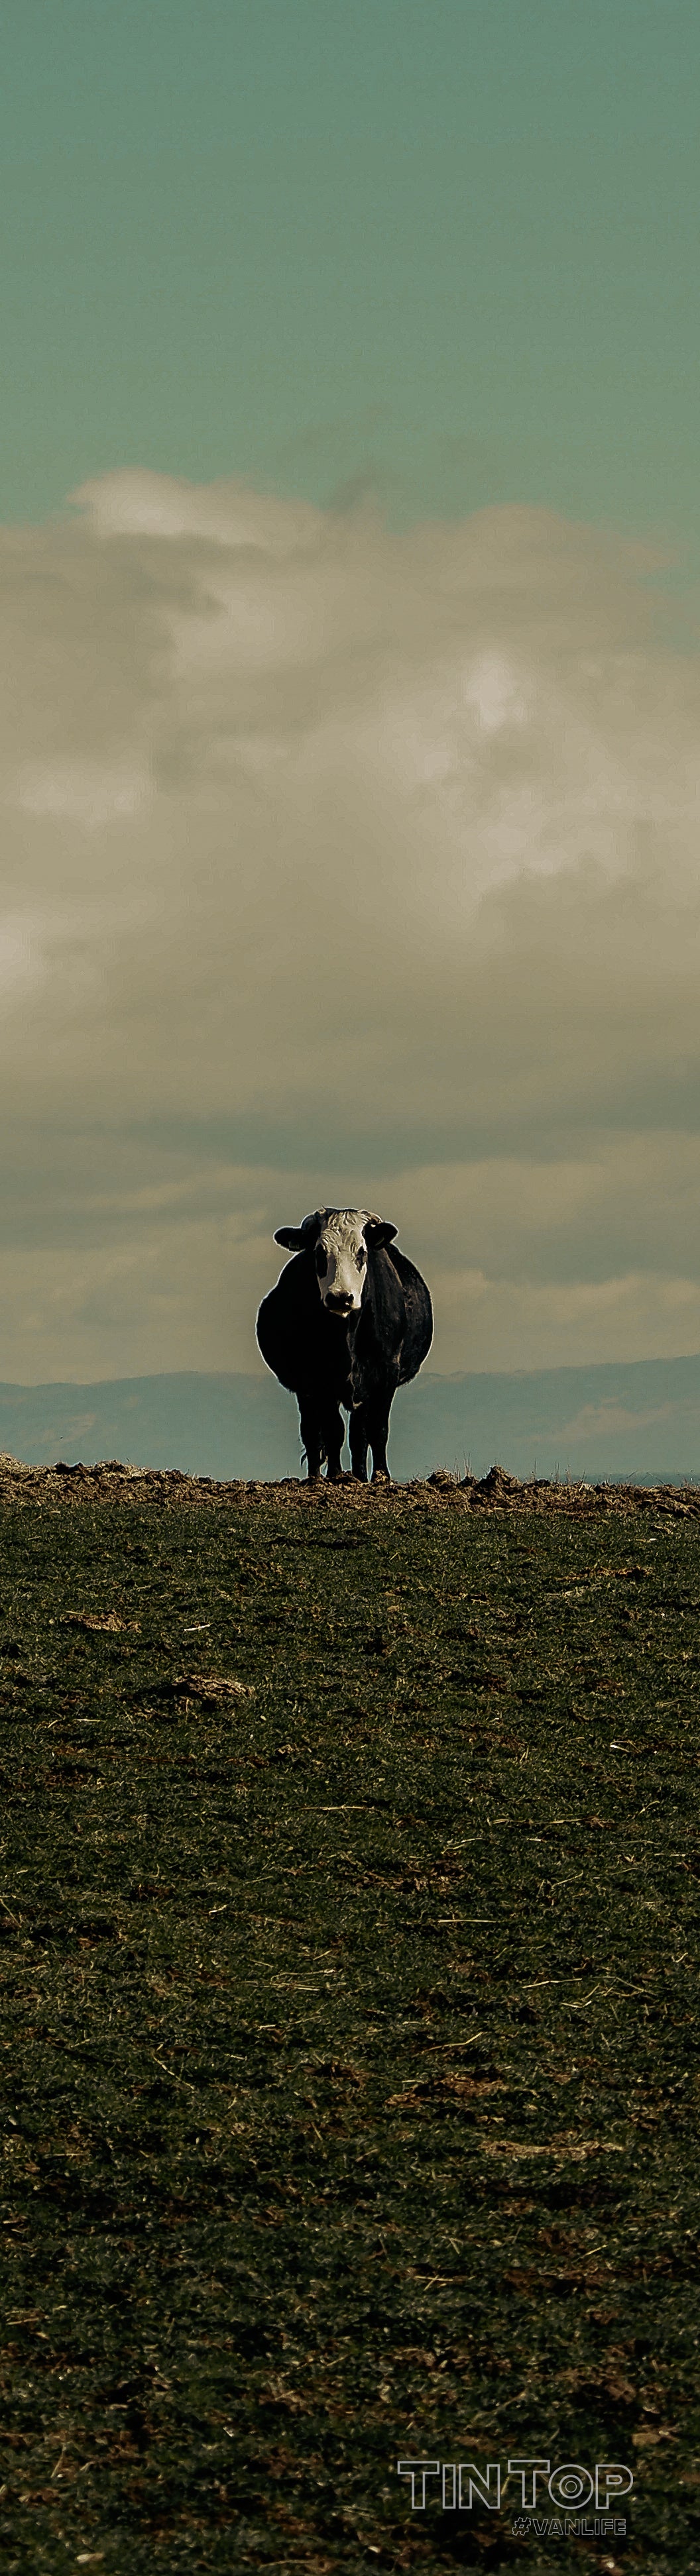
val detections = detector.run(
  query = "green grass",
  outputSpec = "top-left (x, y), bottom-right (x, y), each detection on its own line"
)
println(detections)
top-left (1, 1483), bottom-right (700, 2573)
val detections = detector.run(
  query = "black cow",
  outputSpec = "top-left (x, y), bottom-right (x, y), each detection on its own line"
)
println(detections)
top-left (256, 1206), bottom-right (433, 1481)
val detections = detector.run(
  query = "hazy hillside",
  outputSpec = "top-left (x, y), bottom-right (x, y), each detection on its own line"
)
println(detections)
top-left (0, 1352), bottom-right (699, 1483)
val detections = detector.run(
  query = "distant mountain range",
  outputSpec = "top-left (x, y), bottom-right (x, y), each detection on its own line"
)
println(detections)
top-left (0, 1354), bottom-right (699, 1485)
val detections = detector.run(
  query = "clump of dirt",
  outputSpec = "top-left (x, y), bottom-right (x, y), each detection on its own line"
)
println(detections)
top-left (0, 1452), bottom-right (697, 1517)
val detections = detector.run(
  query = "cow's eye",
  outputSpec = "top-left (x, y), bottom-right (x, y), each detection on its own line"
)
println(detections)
top-left (315, 1246), bottom-right (327, 1275)
top-left (356, 1246), bottom-right (366, 1267)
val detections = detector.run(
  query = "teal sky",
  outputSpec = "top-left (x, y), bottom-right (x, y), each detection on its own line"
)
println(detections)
top-left (3, 0), bottom-right (700, 544)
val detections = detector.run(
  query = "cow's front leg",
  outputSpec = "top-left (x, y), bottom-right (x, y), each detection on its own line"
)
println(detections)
top-left (349, 1406), bottom-right (369, 1481)
top-left (298, 1397), bottom-right (323, 1482)
top-left (323, 1403), bottom-right (346, 1481)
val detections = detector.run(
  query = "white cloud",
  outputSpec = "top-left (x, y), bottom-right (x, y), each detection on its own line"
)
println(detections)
top-left (0, 471), bottom-right (698, 1380)
top-left (74, 468), bottom-right (320, 551)
top-left (17, 757), bottom-right (150, 827)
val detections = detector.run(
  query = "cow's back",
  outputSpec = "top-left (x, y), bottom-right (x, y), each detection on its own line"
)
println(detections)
top-left (388, 1247), bottom-right (434, 1385)
top-left (256, 1254), bottom-right (317, 1393)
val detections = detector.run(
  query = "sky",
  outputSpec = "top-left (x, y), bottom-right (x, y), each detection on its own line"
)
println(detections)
top-left (3, 0), bottom-right (700, 545)
top-left (1, 0), bottom-right (700, 1391)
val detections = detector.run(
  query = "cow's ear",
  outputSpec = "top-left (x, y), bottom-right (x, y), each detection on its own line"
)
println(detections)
top-left (274, 1214), bottom-right (321, 1251)
top-left (364, 1217), bottom-right (398, 1248)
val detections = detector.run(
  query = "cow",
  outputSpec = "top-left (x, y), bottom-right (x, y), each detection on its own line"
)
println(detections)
top-left (256, 1207), bottom-right (433, 1481)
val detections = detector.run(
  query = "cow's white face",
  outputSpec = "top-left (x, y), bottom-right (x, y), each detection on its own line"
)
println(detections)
top-left (273, 1206), bottom-right (398, 1305)
top-left (314, 1209), bottom-right (371, 1315)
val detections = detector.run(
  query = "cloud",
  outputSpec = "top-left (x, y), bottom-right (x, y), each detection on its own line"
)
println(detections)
top-left (0, 469), bottom-right (699, 1381)
top-left (17, 756), bottom-right (150, 827)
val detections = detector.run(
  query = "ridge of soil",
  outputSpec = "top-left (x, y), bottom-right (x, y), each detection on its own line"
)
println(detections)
top-left (0, 1452), bottom-right (698, 1514)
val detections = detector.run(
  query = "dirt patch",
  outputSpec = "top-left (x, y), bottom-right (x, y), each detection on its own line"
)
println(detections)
top-left (1, 1485), bottom-right (699, 2567)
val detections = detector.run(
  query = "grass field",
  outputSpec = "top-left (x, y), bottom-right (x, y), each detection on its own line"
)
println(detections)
top-left (1, 1466), bottom-right (699, 2574)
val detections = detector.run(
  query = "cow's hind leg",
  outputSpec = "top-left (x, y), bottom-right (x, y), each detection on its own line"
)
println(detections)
top-left (366, 1391), bottom-right (395, 1481)
top-left (298, 1397), bottom-right (323, 1483)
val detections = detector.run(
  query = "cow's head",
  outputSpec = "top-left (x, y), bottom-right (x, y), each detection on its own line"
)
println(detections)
top-left (274, 1207), bottom-right (398, 1316)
